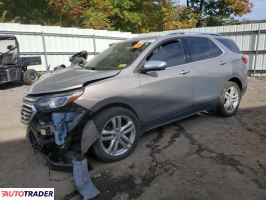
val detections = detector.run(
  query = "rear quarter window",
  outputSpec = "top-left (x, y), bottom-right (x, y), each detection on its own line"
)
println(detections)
top-left (216, 38), bottom-right (241, 53)
top-left (186, 37), bottom-right (223, 62)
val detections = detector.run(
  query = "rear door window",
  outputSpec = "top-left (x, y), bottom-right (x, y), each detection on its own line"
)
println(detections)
top-left (186, 37), bottom-right (223, 62)
top-left (216, 38), bottom-right (241, 53)
top-left (147, 40), bottom-right (186, 67)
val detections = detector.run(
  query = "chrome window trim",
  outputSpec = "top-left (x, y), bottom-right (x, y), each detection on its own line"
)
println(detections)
top-left (163, 43), bottom-right (225, 70)
top-left (184, 37), bottom-right (225, 64)
top-left (135, 36), bottom-right (226, 73)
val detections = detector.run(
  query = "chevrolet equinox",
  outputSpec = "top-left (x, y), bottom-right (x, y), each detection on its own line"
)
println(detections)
top-left (21, 32), bottom-right (248, 163)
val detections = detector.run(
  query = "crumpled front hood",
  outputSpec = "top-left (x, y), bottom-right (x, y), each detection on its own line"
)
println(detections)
top-left (28, 66), bottom-right (120, 95)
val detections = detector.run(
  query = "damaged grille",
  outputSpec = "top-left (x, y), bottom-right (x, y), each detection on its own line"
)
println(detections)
top-left (21, 96), bottom-right (38, 124)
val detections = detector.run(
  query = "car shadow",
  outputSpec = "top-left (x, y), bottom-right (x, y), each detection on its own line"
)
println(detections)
top-left (1, 105), bottom-right (266, 200)
top-left (0, 81), bottom-right (24, 90)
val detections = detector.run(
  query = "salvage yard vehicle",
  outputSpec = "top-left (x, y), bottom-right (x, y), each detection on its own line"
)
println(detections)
top-left (21, 32), bottom-right (248, 165)
top-left (54, 50), bottom-right (88, 71)
top-left (0, 35), bottom-right (41, 85)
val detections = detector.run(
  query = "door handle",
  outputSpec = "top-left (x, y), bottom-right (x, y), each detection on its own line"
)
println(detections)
top-left (180, 69), bottom-right (191, 75)
top-left (220, 61), bottom-right (227, 65)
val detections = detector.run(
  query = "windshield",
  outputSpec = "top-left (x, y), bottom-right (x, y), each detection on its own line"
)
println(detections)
top-left (0, 39), bottom-right (18, 65)
top-left (85, 40), bottom-right (151, 70)
top-left (0, 39), bottom-right (17, 54)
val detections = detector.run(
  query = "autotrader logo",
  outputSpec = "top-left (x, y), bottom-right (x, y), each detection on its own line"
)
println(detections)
top-left (0, 188), bottom-right (54, 200)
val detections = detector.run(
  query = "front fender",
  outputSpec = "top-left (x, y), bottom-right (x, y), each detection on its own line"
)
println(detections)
top-left (81, 119), bottom-right (99, 154)
top-left (89, 97), bottom-right (145, 123)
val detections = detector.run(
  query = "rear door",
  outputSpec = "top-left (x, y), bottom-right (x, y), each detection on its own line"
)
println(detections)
top-left (138, 39), bottom-right (193, 124)
top-left (184, 37), bottom-right (226, 106)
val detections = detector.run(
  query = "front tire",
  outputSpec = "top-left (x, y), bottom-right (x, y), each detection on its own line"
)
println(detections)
top-left (92, 107), bottom-right (141, 162)
top-left (217, 81), bottom-right (241, 117)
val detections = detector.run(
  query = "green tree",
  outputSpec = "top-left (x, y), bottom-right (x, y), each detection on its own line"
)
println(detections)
top-left (49, 0), bottom-right (197, 32)
top-left (49, 0), bottom-right (85, 26)
top-left (186, 0), bottom-right (253, 26)
top-left (0, 0), bottom-right (60, 25)
top-left (0, 0), bottom-right (201, 32)
top-left (159, 0), bottom-right (197, 31)
top-left (109, 0), bottom-right (142, 32)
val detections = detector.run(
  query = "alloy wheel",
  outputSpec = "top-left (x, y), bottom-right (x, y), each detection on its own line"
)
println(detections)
top-left (224, 86), bottom-right (239, 113)
top-left (100, 115), bottom-right (136, 156)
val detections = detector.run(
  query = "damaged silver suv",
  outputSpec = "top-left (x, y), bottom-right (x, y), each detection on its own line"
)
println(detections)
top-left (21, 32), bottom-right (248, 164)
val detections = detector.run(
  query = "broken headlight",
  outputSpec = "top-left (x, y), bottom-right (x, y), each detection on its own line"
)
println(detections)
top-left (36, 89), bottom-right (84, 111)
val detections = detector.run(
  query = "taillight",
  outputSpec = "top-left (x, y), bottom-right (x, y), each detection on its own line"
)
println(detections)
top-left (242, 55), bottom-right (248, 65)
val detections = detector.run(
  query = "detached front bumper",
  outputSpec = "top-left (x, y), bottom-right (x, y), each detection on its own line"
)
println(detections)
top-left (27, 126), bottom-right (88, 171)
top-left (22, 100), bottom-right (91, 170)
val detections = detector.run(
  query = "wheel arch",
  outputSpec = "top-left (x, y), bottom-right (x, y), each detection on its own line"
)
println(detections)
top-left (228, 77), bottom-right (243, 91)
top-left (218, 74), bottom-right (244, 100)
top-left (81, 98), bottom-right (144, 154)
top-left (90, 98), bottom-right (144, 124)
top-left (94, 102), bottom-right (139, 118)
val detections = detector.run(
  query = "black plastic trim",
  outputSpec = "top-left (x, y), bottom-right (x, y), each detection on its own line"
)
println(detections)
top-left (143, 99), bottom-right (218, 132)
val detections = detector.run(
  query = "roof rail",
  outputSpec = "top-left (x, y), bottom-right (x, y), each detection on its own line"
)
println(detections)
top-left (167, 32), bottom-right (221, 36)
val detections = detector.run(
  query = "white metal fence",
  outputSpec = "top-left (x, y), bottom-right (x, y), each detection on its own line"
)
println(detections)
top-left (0, 23), bottom-right (266, 73)
top-left (0, 23), bottom-right (136, 71)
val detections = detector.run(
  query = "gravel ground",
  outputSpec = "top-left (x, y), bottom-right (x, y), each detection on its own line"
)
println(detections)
top-left (0, 78), bottom-right (266, 200)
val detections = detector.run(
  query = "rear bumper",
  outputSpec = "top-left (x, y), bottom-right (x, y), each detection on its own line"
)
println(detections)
top-left (0, 80), bottom-right (12, 85)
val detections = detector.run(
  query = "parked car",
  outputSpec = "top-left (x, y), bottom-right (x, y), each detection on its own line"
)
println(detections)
top-left (0, 35), bottom-right (41, 85)
top-left (21, 32), bottom-right (248, 164)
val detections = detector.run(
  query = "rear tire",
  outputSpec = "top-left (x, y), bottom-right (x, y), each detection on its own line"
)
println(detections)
top-left (92, 107), bottom-right (141, 162)
top-left (23, 69), bottom-right (39, 85)
top-left (217, 81), bottom-right (241, 117)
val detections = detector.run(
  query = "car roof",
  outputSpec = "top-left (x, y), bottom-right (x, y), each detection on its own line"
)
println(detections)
top-left (0, 35), bottom-right (17, 40)
top-left (126, 32), bottom-right (222, 43)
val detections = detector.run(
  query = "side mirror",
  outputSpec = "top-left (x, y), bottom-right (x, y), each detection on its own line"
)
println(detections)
top-left (141, 61), bottom-right (167, 73)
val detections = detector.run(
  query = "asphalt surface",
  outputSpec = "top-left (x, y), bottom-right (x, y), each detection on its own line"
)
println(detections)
top-left (0, 78), bottom-right (266, 200)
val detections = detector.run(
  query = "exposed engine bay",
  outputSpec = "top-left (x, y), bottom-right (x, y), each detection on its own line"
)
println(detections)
top-left (20, 64), bottom-right (120, 170)
top-left (22, 94), bottom-right (98, 171)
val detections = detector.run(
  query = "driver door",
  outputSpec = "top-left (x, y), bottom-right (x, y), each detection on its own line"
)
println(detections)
top-left (138, 39), bottom-right (193, 126)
